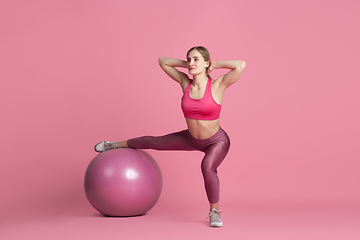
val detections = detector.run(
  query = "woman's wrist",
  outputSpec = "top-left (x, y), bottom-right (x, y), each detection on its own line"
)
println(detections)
top-left (210, 61), bottom-right (218, 70)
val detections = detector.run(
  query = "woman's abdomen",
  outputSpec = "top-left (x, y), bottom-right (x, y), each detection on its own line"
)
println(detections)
top-left (185, 118), bottom-right (220, 140)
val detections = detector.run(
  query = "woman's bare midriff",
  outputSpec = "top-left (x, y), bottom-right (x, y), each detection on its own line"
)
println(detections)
top-left (186, 118), bottom-right (220, 139)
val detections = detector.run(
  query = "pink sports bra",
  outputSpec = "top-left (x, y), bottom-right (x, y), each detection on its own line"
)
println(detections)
top-left (181, 79), bottom-right (222, 120)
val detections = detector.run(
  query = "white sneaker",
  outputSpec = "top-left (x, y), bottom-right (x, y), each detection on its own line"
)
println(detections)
top-left (207, 209), bottom-right (223, 227)
top-left (94, 141), bottom-right (116, 153)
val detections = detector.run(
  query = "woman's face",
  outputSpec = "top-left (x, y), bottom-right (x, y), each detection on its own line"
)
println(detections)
top-left (187, 50), bottom-right (209, 76)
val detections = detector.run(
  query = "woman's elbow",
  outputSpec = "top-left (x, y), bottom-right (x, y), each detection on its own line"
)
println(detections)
top-left (239, 60), bottom-right (246, 69)
top-left (234, 60), bottom-right (246, 71)
top-left (158, 57), bottom-right (164, 65)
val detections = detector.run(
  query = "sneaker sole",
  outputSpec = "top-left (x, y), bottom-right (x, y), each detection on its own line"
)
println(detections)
top-left (210, 222), bottom-right (223, 227)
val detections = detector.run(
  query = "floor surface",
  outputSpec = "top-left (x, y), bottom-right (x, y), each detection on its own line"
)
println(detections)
top-left (2, 201), bottom-right (359, 240)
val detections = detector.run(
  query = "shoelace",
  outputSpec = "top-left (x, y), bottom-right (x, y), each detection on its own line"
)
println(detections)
top-left (104, 141), bottom-right (116, 150)
top-left (206, 209), bottom-right (222, 220)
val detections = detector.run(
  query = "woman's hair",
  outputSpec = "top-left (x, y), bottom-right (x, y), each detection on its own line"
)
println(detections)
top-left (187, 46), bottom-right (212, 79)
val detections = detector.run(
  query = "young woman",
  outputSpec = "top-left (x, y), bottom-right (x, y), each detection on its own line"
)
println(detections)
top-left (94, 46), bottom-right (246, 227)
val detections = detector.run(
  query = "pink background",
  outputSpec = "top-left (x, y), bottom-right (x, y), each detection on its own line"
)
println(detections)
top-left (1, 0), bottom-right (359, 239)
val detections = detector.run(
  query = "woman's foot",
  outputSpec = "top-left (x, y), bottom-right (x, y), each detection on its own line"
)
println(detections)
top-left (207, 209), bottom-right (223, 227)
top-left (94, 141), bottom-right (117, 153)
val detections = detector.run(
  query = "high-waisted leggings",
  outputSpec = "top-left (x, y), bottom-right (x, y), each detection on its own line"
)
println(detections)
top-left (127, 127), bottom-right (230, 204)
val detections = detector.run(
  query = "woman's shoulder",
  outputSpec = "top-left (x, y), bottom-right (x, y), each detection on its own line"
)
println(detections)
top-left (180, 77), bottom-right (192, 92)
top-left (211, 76), bottom-right (223, 86)
top-left (182, 77), bottom-right (192, 86)
top-left (211, 76), bottom-right (227, 92)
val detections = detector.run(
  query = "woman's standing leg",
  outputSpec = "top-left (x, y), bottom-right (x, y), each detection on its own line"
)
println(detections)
top-left (201, 139), bottom-right (230, 208)
top-left (202, 138), bottom-right (230, 228)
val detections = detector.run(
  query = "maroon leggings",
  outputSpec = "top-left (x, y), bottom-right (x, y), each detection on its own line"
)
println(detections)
top-left (127, 127), bottom-right (230, 204)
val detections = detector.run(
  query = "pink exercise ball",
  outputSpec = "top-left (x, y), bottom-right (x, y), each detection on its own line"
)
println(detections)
top-left (84, 148), bottom-right (162, 217)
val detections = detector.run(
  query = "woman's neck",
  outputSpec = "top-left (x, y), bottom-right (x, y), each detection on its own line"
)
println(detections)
top-left (192, 74), bottom-right (208, 88)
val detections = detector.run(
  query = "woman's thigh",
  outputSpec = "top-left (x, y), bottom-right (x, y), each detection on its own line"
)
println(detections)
top-left (127, 130), bottom-right (198, 151)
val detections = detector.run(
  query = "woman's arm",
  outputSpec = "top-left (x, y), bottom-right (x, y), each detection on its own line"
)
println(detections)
top-left (210, 60), bottom-right (246, 88)
top-left (158, 57), bottom-right (189, 84)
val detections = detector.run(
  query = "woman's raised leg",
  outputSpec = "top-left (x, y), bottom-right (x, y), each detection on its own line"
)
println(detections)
top-left (127, 130), bottom-right (197, 151)
top-left (95, 130), bottom-right (198, 153)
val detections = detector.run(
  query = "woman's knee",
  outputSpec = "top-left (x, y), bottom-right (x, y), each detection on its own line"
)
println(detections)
top-left (201, 161), bottom-right (217, 176)
top-left (202, 143), bottom-right (229, 171)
